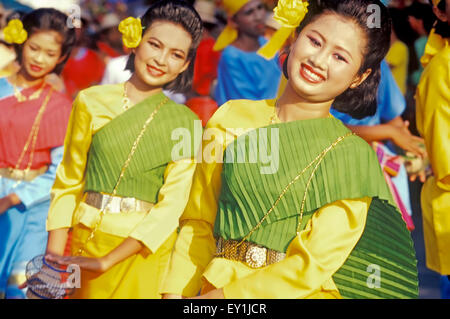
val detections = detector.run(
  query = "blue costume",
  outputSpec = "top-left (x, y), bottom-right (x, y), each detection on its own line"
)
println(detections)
top-left (214, 37), bottom-right (282, 106)
top-left (0, 77), bottom-right (71, 298)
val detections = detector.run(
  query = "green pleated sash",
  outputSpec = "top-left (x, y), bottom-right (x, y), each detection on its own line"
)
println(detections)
top-left (333, 198), bottom-right (418, 298)
top-left (84, 92), bottom-right (200, 203)
top-left (214, 117), bottom-right (418, 298)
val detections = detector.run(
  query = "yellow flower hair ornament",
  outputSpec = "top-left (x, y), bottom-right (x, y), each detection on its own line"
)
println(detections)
top-left (118, 17), bottom-right (144, 49)
top-left (3, 19), bottom-right (28, 45)
top-left (257, 0), bottom-right (309, 60)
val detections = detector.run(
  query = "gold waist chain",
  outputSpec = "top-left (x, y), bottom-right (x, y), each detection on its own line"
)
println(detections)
top-left (216, 132), bottom-right (354, 265)
top-left (76, 97), bottom-right (169, 256)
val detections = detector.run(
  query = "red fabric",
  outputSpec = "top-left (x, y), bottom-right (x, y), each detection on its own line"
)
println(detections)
top-left (186, 96), bottom-right (218, 127)
top-left (96, 41), bottom-right (121, 58)
top-left (62, 48), bottom-right (105, 98)
top-left (64, 231), bottom-right (72, 257)
top-left (372, 142), bottom-right (415, 231)
top-left (192, 37), bottom-right (221, 96)
top-left (0, 84), bottom-right (72, 170)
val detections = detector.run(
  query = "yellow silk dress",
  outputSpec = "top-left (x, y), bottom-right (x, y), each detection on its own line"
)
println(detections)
top-left (416, 37), bottom-right (450, 275)
top-left (386, 40), bottom-right (409, 95)
top-left (161, 99), bottom-right (372, 298)
top-left (46, 84), bottom-right (197, 298)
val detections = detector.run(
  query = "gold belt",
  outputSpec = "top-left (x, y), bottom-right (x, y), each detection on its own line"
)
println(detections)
top-left (84, 191), bottom-right (154, 214)
top-left (0, 166), bottom-right (48, 182)
top-left (215, 237), bottom-right (286, 269)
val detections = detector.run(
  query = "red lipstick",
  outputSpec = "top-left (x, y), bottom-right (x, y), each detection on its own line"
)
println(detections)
top-left (29, 64), bottom-right (43, 73)
top-left (299, 63), bottom-right (326, 84)
top-left (147, 65), bottom-right (166, 77)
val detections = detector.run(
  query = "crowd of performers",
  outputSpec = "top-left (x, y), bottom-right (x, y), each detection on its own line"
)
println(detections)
top-left (0, 0), bottom-right (449, 299)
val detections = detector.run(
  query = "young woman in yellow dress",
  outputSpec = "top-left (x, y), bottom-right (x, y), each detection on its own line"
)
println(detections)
top-left (41, 0), bottom-right (203, 299)
top-left (162, 0), bottom-right (419, 299)
top-left (415, 0), bottom-right (450, 298)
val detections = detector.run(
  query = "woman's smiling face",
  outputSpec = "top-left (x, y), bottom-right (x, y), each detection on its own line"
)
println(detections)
top-left (287, 13), bottom-right (371, 103)
top-left (133, 20), bottom-right (192, 89)
top-left (21, 30), bottom-right (64, 79)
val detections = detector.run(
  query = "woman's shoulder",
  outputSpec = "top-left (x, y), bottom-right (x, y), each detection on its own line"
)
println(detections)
top-left (164, 98), bottom-right (200, 122)
top-left (426, 45), bottom-right (450, 77)
top-left (338, 130), bottom-right (376, 153)
top-left (73, 83), bottom-right (123, 113)
top-left (77, 83), bottom-right (122, 99)
top-left (316, 120), bottom-right (379, 160)
top-left (206, 99), bottom-right (273, 129)
top-left (418, 45), bottom-right (449, 101)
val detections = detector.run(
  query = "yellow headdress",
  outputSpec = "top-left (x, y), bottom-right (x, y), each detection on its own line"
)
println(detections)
top-left (2, 19), bottom-right (28, 45)
top-left (213, 0), bottom-right (251, 51)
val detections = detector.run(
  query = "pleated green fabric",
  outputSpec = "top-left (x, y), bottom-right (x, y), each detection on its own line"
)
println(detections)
top-left (214, 117), bottom-right (418, 299)
top-left (84, 92), bottom-right (200, 203)
top-left (332, 198), bottom-right (418, 299)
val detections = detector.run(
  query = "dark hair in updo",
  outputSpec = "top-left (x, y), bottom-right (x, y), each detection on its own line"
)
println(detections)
top-left (17, 8), bottom-right (76, 75)
top-left (283, 0), bottom-right (392, 119)
top-left (125, 0), bottom-right (203, 93)
top-left (431, 0), bottom-right (450, 38)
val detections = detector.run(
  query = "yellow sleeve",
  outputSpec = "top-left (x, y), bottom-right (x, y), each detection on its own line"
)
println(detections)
top-left (223, 197), bottom-right (372, 299)
top-left (161, 102), bottom-right (234, 297)
top-left (386, 42), bottom-right (407, 67)
top-left (46, 92), bottom-right (92, 231)
top-left (416, 56), bottom-right (450, 190)
top-left (129, 159), bottom-right (196, 253)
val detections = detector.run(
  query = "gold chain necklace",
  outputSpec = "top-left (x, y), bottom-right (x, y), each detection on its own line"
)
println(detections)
top-left (12, 74), bottom-right (46, 102)
top-left (270, 100), bottom-right (333, 124)
top-left (231, 110), bottom-right (353, 250)
top-left (8, 88), bottom-right (54, 188)
top-left (76, 96), bottom-right (169, 256)
top-left (122, 82), bottom-right (132, 111)
top-left (270, 101), bottom-right (279, 124)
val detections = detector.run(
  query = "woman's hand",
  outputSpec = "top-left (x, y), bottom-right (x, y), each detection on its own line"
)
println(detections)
top-left (409, 169), bottom-right (427, 183)
top-left (44, 237), bottom-right (144, 274)
top-left (389, 121), bottom-right (426, 158)
top-left (0, 197), bottom-right (12, 215)
top-left (0, 193), bottom-right (21, 214)
top-left (45, 254), bottom-right (113, 273)
top-left (188, 288), bottom-right (225, 299)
